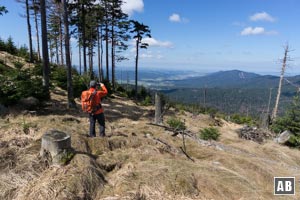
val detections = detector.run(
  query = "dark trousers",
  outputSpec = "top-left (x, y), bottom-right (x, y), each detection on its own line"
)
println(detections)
top-left (89, 112), bottom-right (105, 137)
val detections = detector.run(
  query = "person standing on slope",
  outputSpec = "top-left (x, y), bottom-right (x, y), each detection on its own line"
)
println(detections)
top-left (82, 80), bottom-right (108, 137)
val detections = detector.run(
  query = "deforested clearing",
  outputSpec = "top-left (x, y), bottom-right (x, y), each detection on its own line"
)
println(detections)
top-left (1, 90), bottom-right (300, 200)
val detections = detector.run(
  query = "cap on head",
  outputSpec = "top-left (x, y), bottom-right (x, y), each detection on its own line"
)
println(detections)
top-left (90, 80), bottom-right (97, 88)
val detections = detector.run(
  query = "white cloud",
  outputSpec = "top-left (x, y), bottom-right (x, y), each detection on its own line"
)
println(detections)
top-left (249, 12), bottom-right (276, 22)
top-left (121, 0), bottom-right (144, 16)
top-left (169, 13), bottom-right (189, 23)
top-left (142, 38), bottom-right (173, 48)
top-left (240, 27), bottom-right (278, 36)
top-left (140, 53), bottom-right (153, 58)
top-left (241, 27), bottom-right (265, 35)
top-left (169, 13), bottom-right (181, 22)
top-left (140, 53), bottom-right (164, 59)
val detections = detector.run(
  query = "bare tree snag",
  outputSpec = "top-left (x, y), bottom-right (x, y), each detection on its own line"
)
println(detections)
top-left (272, 44), bottom-right (290, 120)
top-left (40, 129), bottom-right (72, 165)
top-left (154, 93), bottom-right (162, 124)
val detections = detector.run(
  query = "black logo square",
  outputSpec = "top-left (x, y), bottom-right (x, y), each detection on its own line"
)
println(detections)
top-left (274, 177), bottom-right (295, 195)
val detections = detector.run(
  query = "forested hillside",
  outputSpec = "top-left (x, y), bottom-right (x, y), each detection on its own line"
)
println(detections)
top-left (159, 70), bottom-right (299, 118)
top-left (162, 87), bottom-right (293, 118)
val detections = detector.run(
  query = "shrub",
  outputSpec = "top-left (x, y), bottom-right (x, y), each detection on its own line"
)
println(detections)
top-left (13, 61), bottom-right (24, 69)
top-left (139, 86), bottom-right (148, 100)
top-left (285, 134), bottom-right (300, 148)
top-left (0, 68), bottom-right (49, 105)
top-left (50, 65), bottom-right (87, 98)
top-left (51, 65), bottom-right (67, 89)
top-left (72, 74), bottom-right (87, 98)
top-left (199, 127), bottom-right (220, 141)
top-left (140, 95), bottom-right (152, 106)
top-left (167, 117), bottom-right (186, 131)
top-left (102, 79), bottom-right (113, 96)
top-left (230, 113), bottom-right (255, 126)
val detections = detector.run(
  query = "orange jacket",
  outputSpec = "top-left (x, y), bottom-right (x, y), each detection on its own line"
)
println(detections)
top-left (88, 84), bottom-right (108, 114)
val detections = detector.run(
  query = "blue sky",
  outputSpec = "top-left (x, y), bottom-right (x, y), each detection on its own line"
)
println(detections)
top-left (0, 0), bottom-right (300, 75)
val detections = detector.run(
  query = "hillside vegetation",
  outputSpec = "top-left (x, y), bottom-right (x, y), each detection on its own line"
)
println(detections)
top-left (1, 85), bottom-right (300, 199)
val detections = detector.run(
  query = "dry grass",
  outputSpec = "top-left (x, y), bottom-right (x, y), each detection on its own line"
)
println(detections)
top-left (1, 90), bottom-right (300, 200)
top-left (0, 51), bottom-right (34, 69)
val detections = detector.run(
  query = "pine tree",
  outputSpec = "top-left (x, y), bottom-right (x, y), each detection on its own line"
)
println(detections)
top-left (0, 5), bottom-right (8, 15)
top-left (130, 20), bottom-right (151, 99)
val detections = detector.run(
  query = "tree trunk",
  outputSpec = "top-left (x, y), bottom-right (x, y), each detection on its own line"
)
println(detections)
top-left (88, 44), bottom-right (93, 79)
top-left (272, 45), bottom-right (289, 120)
top-left (97, 26), bottom-right (103, 82)
top-left (59, 19), bottom-right (64, 65)
top-left (100, 27), bottom-right (104, 81)
top-left (79, 42), bottom-right (82, 75)
top-left (49, 39), bottom-right (53, 63)
top-left (26, 0), bottom-right (33, 62)
top-left (55, 38), bottom-right (59, 64)
top-left (40, 0), bottom-right (50, 91)
top-left (155, 93), bottom-right (162, 124)
top-left (81, 3), bottom-right (87, 73)
top-left (33, 0), bottom-right (41, 61)
top-left (105, 21), bottom-right (109, 81)
top-left (62, 0), bottom-right (76, 109)
top-left (135, 39), bottom-right (139, 99)
top-left (111, 24), bottom-right (115, 89)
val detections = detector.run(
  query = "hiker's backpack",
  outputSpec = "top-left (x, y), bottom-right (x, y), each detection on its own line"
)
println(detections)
top-left (81, 90), bottom-right (97, 113)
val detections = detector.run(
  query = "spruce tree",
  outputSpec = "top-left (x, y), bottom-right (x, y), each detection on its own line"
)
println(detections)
top-left (271, 94), bottom-right (300, 147)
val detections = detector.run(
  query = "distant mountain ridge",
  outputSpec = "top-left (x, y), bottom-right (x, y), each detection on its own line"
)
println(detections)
top-left (168, 69), bottom-right (300, 89)
top-left (115, 68), bottom-right (300, 90)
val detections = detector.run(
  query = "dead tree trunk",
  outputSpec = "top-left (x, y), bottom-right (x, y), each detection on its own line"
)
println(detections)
top-left (272, 45), bottom-right (289, 120)
top-left (154, 93), bottom-right (162, 124)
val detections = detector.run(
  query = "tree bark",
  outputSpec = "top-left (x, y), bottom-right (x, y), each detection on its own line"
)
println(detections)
top-left (40, 0), bottom-right (50, 91)
top-left (105, 21), bottom-right (109, 81)
top-left (135, 39), bottom-right (139, 99)
top-left (79, 42), bottom-right (82, 75)
top-left (62, 0), bottom-right (76, 109)
top-left (59, 18), bottom-right (64, 65)
top-left (40, 129), bottom-right (71, 165)
top-left (33, 0), bottom-right (41, 61)
top-left (97, 26), bottom-right (103, 81)
top-left (81, 3), bottom-right (87, 73)
top-left (104, 0), bottom-right (109, 81)
top-left (155, 93), bottom-right (162, 124)
top-left (26, 0), bottom-right (33, 62)
top-left (111, 23), bottom-right (115, 89)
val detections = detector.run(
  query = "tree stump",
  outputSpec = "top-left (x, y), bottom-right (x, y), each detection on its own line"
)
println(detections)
top-left (40, 129), bottom-right (72, 165)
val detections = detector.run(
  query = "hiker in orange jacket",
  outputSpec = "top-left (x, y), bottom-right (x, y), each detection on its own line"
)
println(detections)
top-left (88, 80), bottom-right (108, 137)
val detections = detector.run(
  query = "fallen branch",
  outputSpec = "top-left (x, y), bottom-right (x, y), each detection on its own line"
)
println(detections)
top-left (180, 147), bottom-right (195, 162)
top-left (147, 123), bottom-right (194, 137)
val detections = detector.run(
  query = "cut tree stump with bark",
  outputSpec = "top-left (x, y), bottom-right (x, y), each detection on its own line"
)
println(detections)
top-left (40, 129), bottom-right (72, 165)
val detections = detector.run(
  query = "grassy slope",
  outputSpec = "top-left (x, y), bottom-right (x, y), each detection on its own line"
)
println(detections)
top-left (0, 87), bottom-right (300, 200)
